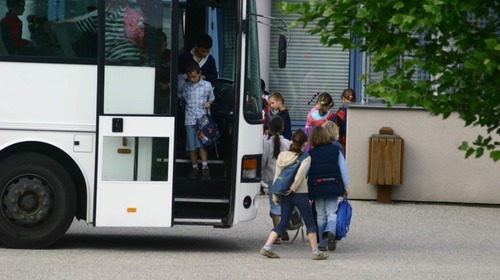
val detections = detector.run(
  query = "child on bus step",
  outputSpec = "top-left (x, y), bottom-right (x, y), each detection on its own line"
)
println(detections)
top-left (264, 92), bottom-right (292, 141)
top-left (304, 92), bottom-right (336, 152)
top-left (180, 61), bottom-right (215, 181)
top-left (262, 116), bottom-right (291, 242)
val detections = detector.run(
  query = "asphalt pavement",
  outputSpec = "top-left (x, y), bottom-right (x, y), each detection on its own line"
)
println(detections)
top-left (1, 196), bottom-right (499, 280)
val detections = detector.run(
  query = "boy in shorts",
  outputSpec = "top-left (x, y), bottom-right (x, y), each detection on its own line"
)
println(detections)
top-left (180, 61), bottom-right (215, 180)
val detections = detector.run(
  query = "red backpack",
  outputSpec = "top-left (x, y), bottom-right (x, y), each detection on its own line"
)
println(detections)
top-left (336, 107), bottom-right (347, 153)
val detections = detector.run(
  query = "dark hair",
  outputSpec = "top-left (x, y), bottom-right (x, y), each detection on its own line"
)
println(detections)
top-left (269, 116), bottom-right (284, 159)
top-left (342, 88), bottom-right (356, 102)
top-left (310, 126), bottom-right (330, 148)
top-left (7, 0), bottom-right (24, 9)
top-left (261, 79), bottom-right (266, 91)
top-left (186, 60), bottom-right (201, 74)
top-left (289, 129), bottom-right (307, 154)
top-left (196, 34), bottom-right (213, 49)
top-left (317, 92), bottom-right (333, 116)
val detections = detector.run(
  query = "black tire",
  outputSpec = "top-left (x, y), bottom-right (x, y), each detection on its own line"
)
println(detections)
top-left (0, 152), bottom-right (76, 249)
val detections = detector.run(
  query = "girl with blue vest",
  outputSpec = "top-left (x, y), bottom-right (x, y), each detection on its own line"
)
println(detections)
top-left (308, 126), bottom-right (349, 251)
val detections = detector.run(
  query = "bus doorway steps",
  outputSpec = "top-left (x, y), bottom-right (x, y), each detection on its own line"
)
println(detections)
top-left (174, 158), bottom-right (230, 198)
top-left (173, 200), bottom-right (230, 223)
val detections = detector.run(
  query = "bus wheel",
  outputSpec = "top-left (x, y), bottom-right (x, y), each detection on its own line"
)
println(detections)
top-left (0, 153), bottom-right (76, 249)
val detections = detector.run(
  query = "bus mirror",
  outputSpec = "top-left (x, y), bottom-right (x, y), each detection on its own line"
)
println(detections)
top-left (278, 34), bottom-right (287, 68)
top-left (247, 14), bottom-right (290, 69)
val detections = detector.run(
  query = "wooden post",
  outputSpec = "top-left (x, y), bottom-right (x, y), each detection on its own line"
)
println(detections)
top-left (377, 185), bottom-right (392, 203)
top-left (367, 127), bottom-right (404, 204)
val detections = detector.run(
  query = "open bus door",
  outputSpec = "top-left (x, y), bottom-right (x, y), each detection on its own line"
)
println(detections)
top-left (94, 0), bottom-right (175, 227)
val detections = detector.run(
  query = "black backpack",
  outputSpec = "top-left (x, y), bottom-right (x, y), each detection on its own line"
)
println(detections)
top-left (287, 206), bottom-right (304, 243)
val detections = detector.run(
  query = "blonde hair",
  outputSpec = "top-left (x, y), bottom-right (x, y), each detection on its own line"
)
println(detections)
top-left (269, 92), bottom-right (285, 104)
top-left (322, 121), bottom-right (339, 142)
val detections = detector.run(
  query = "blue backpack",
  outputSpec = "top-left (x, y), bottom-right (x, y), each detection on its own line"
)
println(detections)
top-left (271, 152), bottom-right (309, 195)
top-left (335, 197), bottom-right (352, 240)
top-left (197, 110), bottom-right (220, 157)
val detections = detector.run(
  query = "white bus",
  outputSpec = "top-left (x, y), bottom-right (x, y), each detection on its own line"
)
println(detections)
top-left (0, 0), bottom-right (286, 248)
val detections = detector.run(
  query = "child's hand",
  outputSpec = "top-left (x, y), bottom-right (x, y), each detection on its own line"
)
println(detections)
top-left (204, 102), bottom-right (211, 109)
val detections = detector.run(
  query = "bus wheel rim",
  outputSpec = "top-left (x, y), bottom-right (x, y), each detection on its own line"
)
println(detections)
top-left (1, 176), bottom-right (55, 228)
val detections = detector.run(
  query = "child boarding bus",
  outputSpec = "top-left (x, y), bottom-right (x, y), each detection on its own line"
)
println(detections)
top-left (0, 0), bottom-right (288, 248)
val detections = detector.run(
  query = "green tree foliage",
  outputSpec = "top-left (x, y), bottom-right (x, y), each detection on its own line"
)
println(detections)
top-left (279, 0), bottom-right (500, 162)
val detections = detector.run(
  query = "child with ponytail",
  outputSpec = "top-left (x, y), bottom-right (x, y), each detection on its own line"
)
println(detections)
top-left (260, 129), bottom-right (329, 260)
top-left (262, 116), bottom-right (291, 241)
top-left (304, 92), bottom-right (336, 152)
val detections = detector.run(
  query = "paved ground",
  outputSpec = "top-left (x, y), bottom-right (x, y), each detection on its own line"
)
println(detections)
top-left (1, 196), bottom-right (499, 280)
top-left (321, 199), bottom-right (500, 279)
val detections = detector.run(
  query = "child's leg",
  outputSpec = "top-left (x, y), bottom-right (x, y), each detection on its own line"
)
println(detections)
top-left (189, 150), bottom-right (198, 166)
top-left (186, 125), bottom-right (200, 166)
top-left (199, 147), bottom-right (208, 168)
top-left (198, 147), bottom-right (210, 180)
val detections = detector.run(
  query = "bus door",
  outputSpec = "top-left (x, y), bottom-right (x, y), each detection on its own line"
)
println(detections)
top-left (95, 0), bottom-right (174, 227)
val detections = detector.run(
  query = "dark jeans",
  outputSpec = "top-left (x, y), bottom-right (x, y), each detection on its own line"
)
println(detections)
top-left (273, 193), bottom-right (317, 236)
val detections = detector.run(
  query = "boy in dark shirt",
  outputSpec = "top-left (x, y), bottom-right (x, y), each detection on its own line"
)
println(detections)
top-left (265, 92), bottom-right (292, 141)
top-left (179, 34), bottom-right (218, 86)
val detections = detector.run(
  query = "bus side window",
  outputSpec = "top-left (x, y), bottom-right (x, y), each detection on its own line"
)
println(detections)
top-left (52, 5), bottom-right (98, 59)
top-left (48, 4), bottom-right (98, 59)
top-left (50, 22), bottom-right (76, 57)
top-left (0, 1), bottom-right (98, 59)
top-left (0, 25), bottom-right (8, 55)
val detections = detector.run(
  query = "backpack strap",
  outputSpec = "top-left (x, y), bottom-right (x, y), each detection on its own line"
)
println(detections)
top-left (336, 107), bottom-right (346, 120)
top-left (297, 152), bottom-right (309, 164)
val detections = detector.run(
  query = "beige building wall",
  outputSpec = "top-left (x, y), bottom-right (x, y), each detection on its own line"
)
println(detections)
top-left (346, 105), bottom-right (500, 204)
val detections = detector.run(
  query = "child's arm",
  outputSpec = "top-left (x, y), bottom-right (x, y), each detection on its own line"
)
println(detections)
top-left (204, 83), bottom-right (215, 109)
top-left (338, 153), bottom-right (349, 189)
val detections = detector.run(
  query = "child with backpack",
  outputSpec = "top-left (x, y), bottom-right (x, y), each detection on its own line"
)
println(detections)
top-left (262, 116), bottom-right (291, 242)
top-left (179, 61), bottom-right (215, 181)
top-left (260, 129), bottom-right (329, 260)
top-left (335, 88), bottom-right (356, 154)
top-left (304, 92), bottom-right (336, 152)
top-left (264, 92), bottom-right (292, 140)
top-left (308, 126), bottom-right (349, 251)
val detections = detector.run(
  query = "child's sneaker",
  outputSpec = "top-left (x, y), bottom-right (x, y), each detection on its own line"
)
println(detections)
top-left (327, 232), bottom-right (336, 251)
top-left (260, 248), bottom-right (280, 259)
top-left (312, 252), bottom-right (329, 260)
top-left (281, 231), bottom-right (290, 241)
top-left (201, 168), bottom-right (211, 181)
top-left (188, 168), bottom-right (200, 180)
